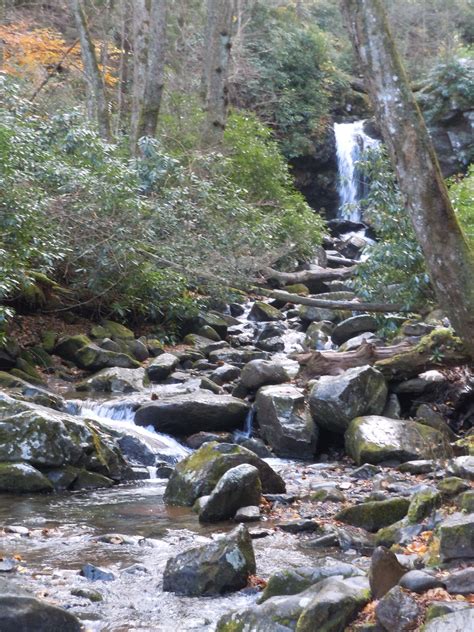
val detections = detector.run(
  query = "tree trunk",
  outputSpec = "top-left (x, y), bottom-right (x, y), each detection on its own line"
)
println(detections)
top-left (136, 0), bottom-right (168, 140)
top-left (69, 0), bottom-right (111, 140)
top-left (115, 0), bottom-right (131, 136)
top-left (130, 0), bottom-right (149, 150)
top-left (202, 0), bottom-right (234, 146)
top-left (261, 265), bottom-right (355, 286)
top-left (340, 0), bottom-right (474, 358)
top-left (260, 288), bottom-right (406, 313)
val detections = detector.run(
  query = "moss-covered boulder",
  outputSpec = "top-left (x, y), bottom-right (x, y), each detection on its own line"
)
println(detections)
top-left (0, 462), bottom-right (53, 493)
top-left (163, 524), bottom-right (255, 596)
top-left (336, 498), bottom-right (410, 532)
top-left (54, 334), bottom-right (91, 361)
top-left (75, 343), bottom-right (140, 371)
top-left (282, 283), bottom-right (310, 296)
top-left (309, 365), bottom-right (388, 434)
top-left (91, 320), bottom-right (134, 340)
top-left (345, 415), bottom-right (453, 465)
top-left (375, 517), bottom-right (424, 547)
top-left (77, 367), bottom-right (147, 393)
top-left (248, 301), bottom-right (285, 322)
top-left (164, 442), bottom-right (285, 506)
top-left (439, 512), bottom-right (474, 561)
top-left (193, 312), bottom-right (229, 339)
top-left (407, 489), bottom-right (441, 523)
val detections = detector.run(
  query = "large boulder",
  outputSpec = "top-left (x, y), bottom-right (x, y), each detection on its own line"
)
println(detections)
top-left (145, 353), bottom-right (179, 382)
top-left (0, 595), bottom-right (82, 632)
top-left (336, 498), bottom-right (410, 532)
top-left (309, 365), bottom-right (388, 434)
top-left (76, 367), bottom-right (147, 393)
top-left (135, 392), bottom-right (250, 435)
top-left (75, 343), bottom-right (140, 371)
top-left (0, 462), bottom-right (53, 493)
top-left (248, 302), bottom-right (284, 322)
top-left (164, 442), bottom-right (285, 506)
top-left (240, 360), bottom-right (289, 390)
top-left (217, 576), bottom-right (370, 632)
top-left (255, 384), bottom-right (318, 458)
top-left (345, 415), bottom-right (453, 465)
top-left (199, 464), bottom-right (261, 523)
top-left (331, 315), bottom-right (378, 346)
top-left (439, 512), bottom-right (474, 561)
top-left (54, 334), bottom-right (91, 361)
top-left (163, 524), bottom-right (255, 596)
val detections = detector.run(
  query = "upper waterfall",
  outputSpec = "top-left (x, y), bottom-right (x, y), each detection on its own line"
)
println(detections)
top-left (334, 120), bottom-right (379, 222)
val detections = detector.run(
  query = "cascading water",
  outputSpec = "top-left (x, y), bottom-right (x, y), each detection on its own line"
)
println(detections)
top-left (334, 120), bottom-right (379, 222)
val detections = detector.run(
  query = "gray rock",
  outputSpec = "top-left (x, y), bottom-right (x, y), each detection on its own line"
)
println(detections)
top-left (394, 370), bottom-right (447, 395)
top-left (448, 456), bottom-right (474, 481)
top-left (460, 490), bottom-right (474, 512)
top-left (331, 315), bottom-right (378, 346)
top-left (0, 462), bottom-right (53, 493)
top-left (336, 498), bottom-right (410, 532)
top-left (398, 460), bottom-right (435, 474)
top-left (399, 570), bottom-right (445, 593)
top-left (210, 363), bottom-right (241, 385)
top-left (310, 366), bottom-right (387, 434)
top-left (255, 384), bottom-right (318, 459)
top-left (407, 489), bottom-right (441, 522)
top-left (164, 441), bottom-right (285, 506)
top-left (163, 524), bottom-right (255, 596)
top-left (208, 347), bottom-right (268, 365)
top-left (369, 547), bottom-right (408, 599)
top-left (304, 321), bottom-right (334, 350)
top-left (340, 332), bottom-right (379, 352)
top-left (351, 464), bottom-right (381, 479)
top-left (0, 595), bottom-right (82, 631)
top-left (375, 585), bottom-right (421, 631)
top-left (146, 353), bottom-right (179, 382)
top-left (248, 302), bottom-right (285, 322)
top-left (235, 506), bottom-right (261, 522)
top-left (279, 519), bottom-right (322, 534)
top-left (425, 601), bottom-right (472, 622)
top-left (298, 292), bottom-right (355, 323)
top-left (71, 470), bottom-right (114, 490)
top-left (185, 431), bottom-right (233, 449)
top-left (81, 563), bottom-right (115, 581)
top-left (382, 393), bottom-right (402, 419)
top-left (77, 367), bottom-right (147, 393)
top-left (423, 608), bottom-right (474, 631)
top-left (199, 464), bottom-right (261, 523)
top-left (445, 568), bottom-right (474, 595)
top-left (416, 404), bottom-right (456, 438)
top-left (135, 392), bottom-right (250, 435)
top-left (240, 359), bottom-right (289, 390)
top-left (53, 334), bottom-right (91, 361)
top-left (345, 415), bottom-right (453, 465)
top-left (439, 512), bottom-right (474, 561)
top-left (234, 436), bottom-right (273, 458)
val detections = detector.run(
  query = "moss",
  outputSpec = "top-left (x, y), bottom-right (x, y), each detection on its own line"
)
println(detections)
top-left (282, 283), bottom-right (310, 296)
top-left (460, 490), bottom-right (474, 512)
top-left (10, 368), bottom-right (45, 386)
top-left (41, 330), bottom-right (57, 353)
top-left (438, 477), bottom-right (469, 497)
top-left (259, 570), bottom-right (310, 603)
top-left (15, 358), bottom-right (43, 382)
top-left (0, 371), bottom-right (26, 388)
top-left (453, 435), bottom-right (474, 456)
top-left (407, 489), bottom-right (441, 523)
top-left (54, 334), bottom-right (91, 361)
top-left (215, 622), bottom-right (245, 632)
top-left (336, 497), bottom-right (410, 532)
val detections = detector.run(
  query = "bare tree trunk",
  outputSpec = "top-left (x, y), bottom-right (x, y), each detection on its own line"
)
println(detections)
top-left (69, 0), bottom-right (111, 140)
top-left (115, 0), bottom-right (131, 136)
top-left (340, 0), bottom-right (474, 358)
top-left (136, 0), bottom-right (168, 140)
top-left (130, 0), bottom-right (149, 150)
top-left (202, 0), bottom-right (234, 146)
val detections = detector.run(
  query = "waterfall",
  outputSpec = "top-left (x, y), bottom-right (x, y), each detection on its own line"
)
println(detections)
top-left (334, 121), bottom-right (379, 222)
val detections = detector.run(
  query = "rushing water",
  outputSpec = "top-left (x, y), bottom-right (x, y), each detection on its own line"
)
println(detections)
top-left (334, 121), bottom-right (379, 221)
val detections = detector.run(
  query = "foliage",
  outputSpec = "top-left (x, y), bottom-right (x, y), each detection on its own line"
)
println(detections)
top-left (450, 165), bottom-right (474, 247)
top-left (0, 77), bottom-right (324, 334)
top-left (352, 148), bottom-right (433, 310)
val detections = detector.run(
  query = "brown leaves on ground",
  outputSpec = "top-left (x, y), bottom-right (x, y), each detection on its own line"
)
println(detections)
top-left (247, 574), bottom-right (267, 590)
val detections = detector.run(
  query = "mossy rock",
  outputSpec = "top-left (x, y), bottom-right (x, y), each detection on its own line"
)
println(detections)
top-left (437, 477), bottom-right (469, 497)
top-left (453, 435), bottom-right (474, 456)
top-left (0, 371), bottom-right (26, 389)
top-left (460, 491), bottom-right (474, 512)
top-left (407, 489), bottom-right (441, 523)
top-left (91, 320), bottom-right (134, 340)
top-left (336, 497), bottom-right (410, 532)
top-left (164, 441), bottom-right (285, 506)
top-left (71, 469), bottom-right (114, 490)
top-left (375, 517), bottom-right (425, 547)
top-left (46, 466), bottom-right (80, 491)
top-left (0, 462), bottom-right (53, 493)
top-left (10, 368), bottom-right (45, 386)
top-left (54, 334), bottom-right (91, 361)
top-left (15, 358), bottom-right (43, 383)
top-left (282, 284), bottom-right (310, 296)
top-left (248, 301), bottom-right (285, 322)
top-left (41, 330), bottom-right (57, 353)
top-left (29, 346), bottom-right (54, 369)
top-left (196, 325), bottom-right (221, 341)
top-left (74, 344), bottom-right (140, 371)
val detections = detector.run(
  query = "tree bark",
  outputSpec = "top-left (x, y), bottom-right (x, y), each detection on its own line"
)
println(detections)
top-left (130, 0), bottom-right (149, 150)
top-left (202, 0), bottom-right (234, 146)
top-left (69, 0), bottom-right (111, 140)
top-left (136, 0), bottom-right (168, 140)
top-left (340, 0), bottom-right (474, 358)
top-left (261, 288), bottom-right (406, 313)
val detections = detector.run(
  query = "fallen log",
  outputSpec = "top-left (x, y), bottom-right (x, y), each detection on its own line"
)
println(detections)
top-left (259, 288), bottom-right (406, 314)
top-left (261, 265), bottom-right (355, 287)
top-left (294, 330), bottom-right (470, 381)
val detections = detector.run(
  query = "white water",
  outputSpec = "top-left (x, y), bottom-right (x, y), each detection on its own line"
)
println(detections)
top-left (334, 121), bottom-right (379, 222)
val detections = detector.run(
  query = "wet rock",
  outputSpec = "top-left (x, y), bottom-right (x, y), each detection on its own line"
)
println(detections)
top-left (398, 460), bottom-right (435, 474)
top-left (235, 506), bottom-right (260, 522)
top-left (191, 312), bottom-right (229, 339)
top-left (217, 576), bottom-right (369, 632)
top-left (445, 568), bottom-right (474, 595)
top-left (279, 519), bottom-right (322, 534)
top-left (336, 498), bottom-right (409, 532)
top-left (46, 465), bottom-right (80, 491)
top-left (81, 563), bottom-right (115, 581)
top-left (260, 558), bottom-right (364, 602)
top-left (163, 524), bottom-right (255, 596)
top-left (230, 303), bottom-right (246, 317)
top-left (209, 363), bottom-right (241, 385)
top-left (0, 595), bottom-right (82, 631)
top-left (423, 609), bottom-right (474, 631)
top-left (234, 436), bottom-right (272, 458)
top-left (439, 512), bottom-right (474, 561)
top-left (448, 456), bottom-right (474, 481)
top-left (135, 392), bottom-right (250, 435)
top-left (248, 301), bottom-right (285, 322)
top-left (77, 367), bottom-right (147, 393)
top-left (331, 315), bottom-right (378, 346)
top-left (71, 469), bottom-right (114, 490)
top-left (53, 334), bottom-right (91, 361)
top-left (351, 464), bottom-right (381, 479)
top-left (345, 415), bottom-right (453, 465)
top-left (208, 347), bottom-right (268, 365)
top-left (240, 359), bottom-right (289, 390)
top-left (164, 442), bottom-right (285, 506)
top-left (438, 477), bottom-right (470, 496)
top-left (146, 353), bottom-right (179, 382)
top-left (75, 343), bottom-right (140, 371)
top-left (407, 489), bottom-right (441, 523)
top-left (255, 384), bottom-right (318, 459)
top-left (375, 585), bottom-right (421, 631)
top-left (0, 463), bottom-right (53, 493)
top-left (186, 431), bottom-right (233, 449)
top-left (309, 366), bottom-right (387, 434)
top-left (199, 464), bottom-right (261, 523)
top-left (399, 570), bottom-right (445, 593)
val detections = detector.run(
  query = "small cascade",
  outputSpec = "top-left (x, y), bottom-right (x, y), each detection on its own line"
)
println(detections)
top-left (234, 406), bottom-right (255, 440)
top-left (334, 120), bottom-right (379, 222)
